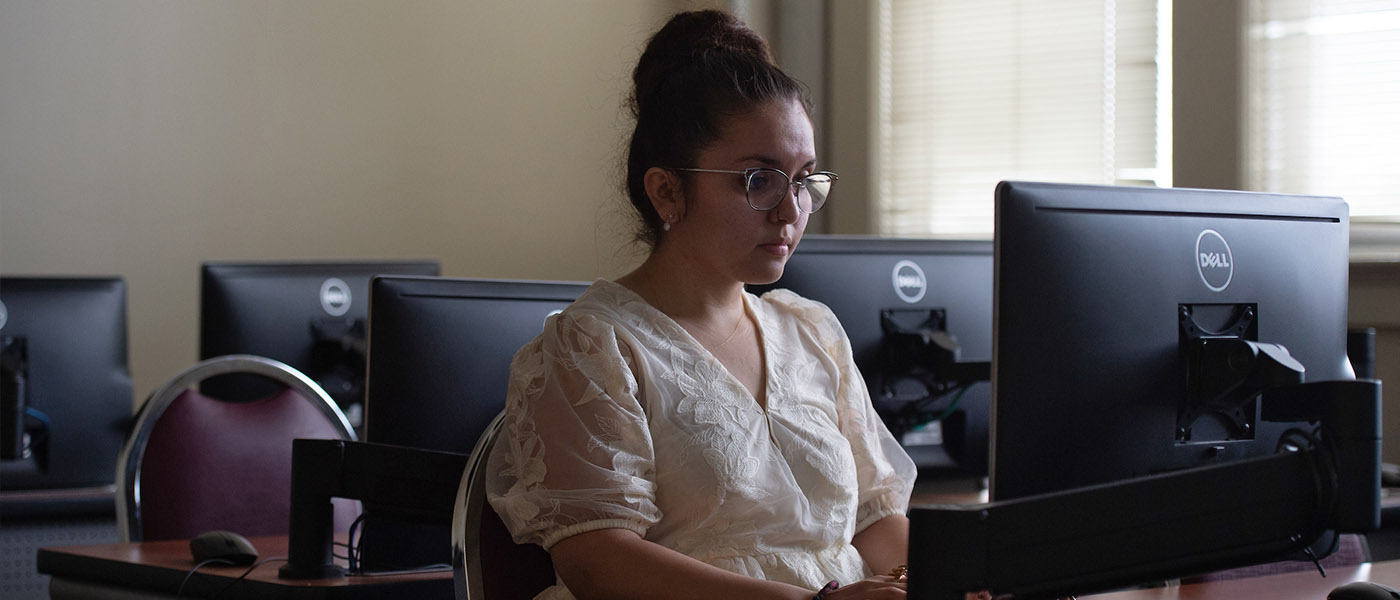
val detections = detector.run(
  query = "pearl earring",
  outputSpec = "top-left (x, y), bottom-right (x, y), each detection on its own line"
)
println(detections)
top-left (663, 213), bottom-right (674, 231)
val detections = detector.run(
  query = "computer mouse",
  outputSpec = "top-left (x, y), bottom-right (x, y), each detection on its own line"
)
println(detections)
top-left (189, 530), bottom-right (258, 565)
top-left (1328, 581), bottom-right (1400, 600)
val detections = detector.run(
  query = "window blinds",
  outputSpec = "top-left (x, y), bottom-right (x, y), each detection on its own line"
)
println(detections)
top-left (879, 0), bottom-right (1164, 238)
top-left (1246, 0), bottom-right (1400, 221)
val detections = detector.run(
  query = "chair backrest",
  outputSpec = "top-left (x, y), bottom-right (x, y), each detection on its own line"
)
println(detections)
top-left (115, 354), bottom-right (359, 542)
top-left (453, 411), bottom-right (556, 600)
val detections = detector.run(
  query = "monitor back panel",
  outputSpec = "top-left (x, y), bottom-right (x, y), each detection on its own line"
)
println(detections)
top-left (0, 277), bottom-right (131, 494)
top-left (364, 276), bottom-right (588, 455)
top-left (991, 181), bottom-right (1351, 500)
top-left (199, 260), bottom-right (439, 408)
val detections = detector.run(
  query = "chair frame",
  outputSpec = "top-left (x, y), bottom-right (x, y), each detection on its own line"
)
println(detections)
top-left (453, 410), bottom-right (505, 600)
top-left (114, 354), bottom-right (355, 542)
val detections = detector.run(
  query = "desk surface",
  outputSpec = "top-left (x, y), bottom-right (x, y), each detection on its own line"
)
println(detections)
top-left (41, 533), bottom-right (1400, 600)
top-left (37, 535), bottom-right (452, 599)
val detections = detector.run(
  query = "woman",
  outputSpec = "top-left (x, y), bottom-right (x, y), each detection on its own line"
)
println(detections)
top-left (485, 10), bottom-right (916, 600)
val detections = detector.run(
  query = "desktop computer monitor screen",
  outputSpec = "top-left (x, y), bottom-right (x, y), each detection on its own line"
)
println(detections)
top-left (990, 181), bottom-right (1353, 501)
top-left (751, 235), bottom-right (994, 475)
top-left (0, 277), bottom-right (132, 503)
top-left (364, 276), bottom-right (588, 455)
top-left (356, 276), bottom-right (586, 571)
top-left (199, 260), bottom-right (439, 428)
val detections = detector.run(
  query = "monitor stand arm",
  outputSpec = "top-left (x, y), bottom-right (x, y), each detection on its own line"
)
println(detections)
top-left (878, 310), bottom-right (991, 435)
top-left (279, 438), bottom-right (469, 579)
top-left (907, 379), bottom-right (1381, 600)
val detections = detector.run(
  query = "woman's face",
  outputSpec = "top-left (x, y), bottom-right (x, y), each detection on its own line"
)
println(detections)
top-left (668, 98), bottom-right (816, 286)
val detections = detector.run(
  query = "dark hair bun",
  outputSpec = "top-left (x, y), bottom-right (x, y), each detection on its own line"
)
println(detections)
top-left (629, 10), bottom-right (774, 116)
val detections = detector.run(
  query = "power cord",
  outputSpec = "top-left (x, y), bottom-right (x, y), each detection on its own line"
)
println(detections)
top-left (175, 557), bottom-right (288, 599)
top-left (344, 512), bottom-right (368, 572)
top-left (176, 558), bottom-right (233, 597)
top-left (338, 512), bottom-right (452, 576)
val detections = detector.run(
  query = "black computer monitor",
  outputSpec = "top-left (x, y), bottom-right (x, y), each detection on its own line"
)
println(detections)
top-left (355, 275), bottom-right (586, 572)
top-left (990, 181), bottom-right (1354, 500)
top-left (363, 276), bottom-right (588, 454)
top-left (0, 277), bottom-right (132, 516)
top-left (906, 181), bottom-right (1378, 599)
top-left (751, 235), bottom-right (993, 474)
top-left (199, 260), bottom-right (439, 428)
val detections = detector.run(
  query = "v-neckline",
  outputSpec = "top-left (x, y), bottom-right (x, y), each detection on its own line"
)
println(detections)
top-left (604, 280), bottom-right (772, 412)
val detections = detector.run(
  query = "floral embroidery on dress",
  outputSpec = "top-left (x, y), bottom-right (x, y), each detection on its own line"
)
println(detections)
top-left (669, 320), bottom-right (772, 503)
top-left (674, 357), bottom-right (735, 426)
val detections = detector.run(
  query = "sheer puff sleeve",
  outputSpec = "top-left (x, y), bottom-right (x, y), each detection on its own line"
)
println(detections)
top-left (484, 310), bottom-right (661, 551)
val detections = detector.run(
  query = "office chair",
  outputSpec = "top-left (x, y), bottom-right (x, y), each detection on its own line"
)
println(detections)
top-left (452, 411), bottom-right (556, 600)
top-left (115, 354), bottom-right (359, 542)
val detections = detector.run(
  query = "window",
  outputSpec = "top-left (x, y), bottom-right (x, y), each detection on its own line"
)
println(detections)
top-left (878, 0), bottom-right (1167, 238)
top-left (1246, 0), bottom-right (1400, 223)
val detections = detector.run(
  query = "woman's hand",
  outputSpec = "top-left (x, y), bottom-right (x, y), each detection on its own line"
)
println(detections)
top-left (823, 574), bottom-right (907, 600)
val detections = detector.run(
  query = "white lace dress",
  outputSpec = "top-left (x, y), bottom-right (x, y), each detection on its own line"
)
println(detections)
top-left (485, 280), bottom-right (916, 599)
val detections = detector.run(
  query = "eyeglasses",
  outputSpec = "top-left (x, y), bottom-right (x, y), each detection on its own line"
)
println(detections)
top-left (667, 167), bottom-right (837, 213)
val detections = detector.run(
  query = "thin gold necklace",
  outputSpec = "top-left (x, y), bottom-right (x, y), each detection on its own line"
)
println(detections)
top-left (710, 310), bottom-right (747, 349)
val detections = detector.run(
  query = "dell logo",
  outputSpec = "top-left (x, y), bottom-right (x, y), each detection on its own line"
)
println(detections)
top-left (892, 260), bottom-right (927, 304)
top-left (1199, 252), bottom-right (1231, 269)
top-left (1195, 229), bottom-right (1234, 292)
top-left (319, 278), bottom-right (352, 317)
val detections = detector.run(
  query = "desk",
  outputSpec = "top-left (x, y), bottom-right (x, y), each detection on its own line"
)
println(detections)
top-left (1083, 560), bottom-right (1400, 599)
top-left (40, 534), bottom-right (1400, 595)
top-left (40, 535), bottom-right (1400, 600)
top-left (36, 535), bottom-right (452, 599)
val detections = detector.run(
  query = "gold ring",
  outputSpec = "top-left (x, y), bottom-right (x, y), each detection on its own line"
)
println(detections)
top-left (888, 564), bottom-right (908, 581)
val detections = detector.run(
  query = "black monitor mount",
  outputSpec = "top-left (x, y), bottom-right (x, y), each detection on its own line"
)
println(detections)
top-left (1, 336), bottom-right (28, 461)
top-left (279, 438), bottom-right (468, 581)
top-left (1178, 303), bottom-right (1310, 444)
top-left (908, 326), bottom-right (1382, 600)
top-left (0, 336), bottom-right (47, 469)
top-left (309, 318), bottom-right (368, 417)
top-left (878, 309), bottom-right (990, 436)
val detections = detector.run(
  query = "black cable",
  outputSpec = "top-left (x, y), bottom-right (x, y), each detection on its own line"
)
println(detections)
top-left (1276, 426), bottom-right (1343, 569)
top-left (209, 557), bottom-right (289, 599)
top-left (345, 512), bottom-right (368, 572)
top-left (332, 543), bottom-right (355, 563)
top-left (890, 379), bottom-right (973, 433)
top-left (176, 556), bottom-right (296, 599)
top-left (916, 383), bottom-right (971, 424)
top-left (175, 558), bottom-right (234, 599)
top-left (1302, 541), bottom-right (1327, 577)
top-left (337, 512), bottom-right (455, 576)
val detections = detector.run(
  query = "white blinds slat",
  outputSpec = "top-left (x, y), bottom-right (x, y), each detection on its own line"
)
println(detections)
top-left (881, 0), bottom-right (1163, 238)
top-left (1247, 0), bottom-right (1400, 219)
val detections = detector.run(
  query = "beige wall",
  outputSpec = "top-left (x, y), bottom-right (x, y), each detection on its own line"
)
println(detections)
top-left (0, 1), bottom-right (716, 402)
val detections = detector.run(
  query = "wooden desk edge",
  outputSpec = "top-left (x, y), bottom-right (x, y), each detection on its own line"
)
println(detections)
top-left (37, 535), bottom-right (452, 598)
